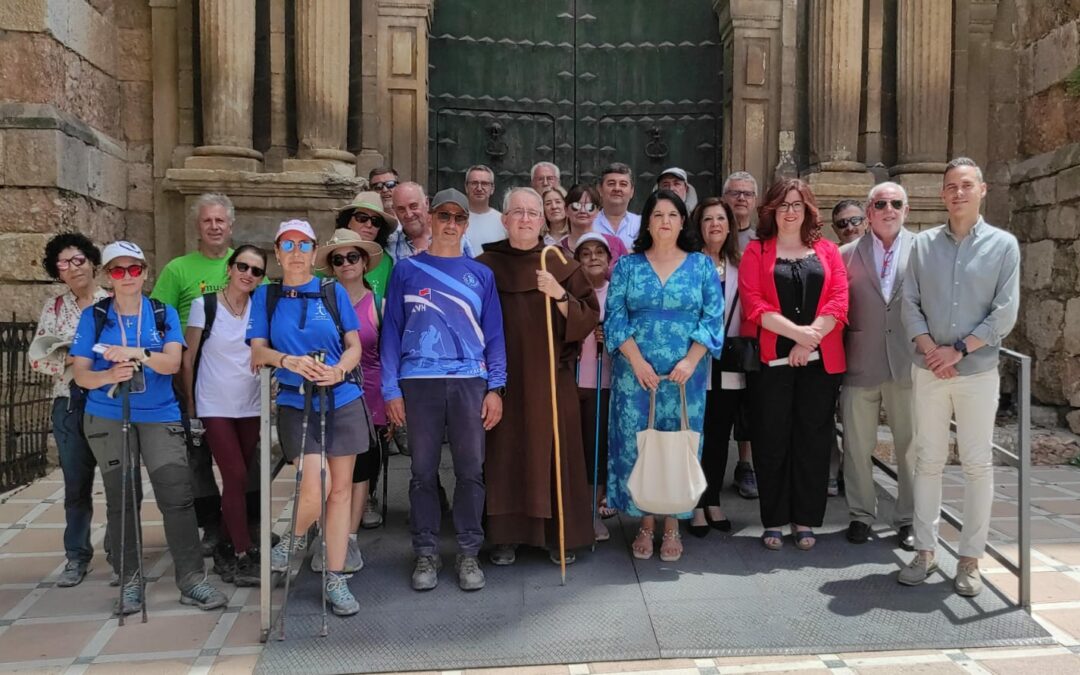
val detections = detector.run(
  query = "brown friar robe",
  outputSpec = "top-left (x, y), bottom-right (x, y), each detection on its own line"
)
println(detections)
top-left (477, 239), bottom-right (600, 551)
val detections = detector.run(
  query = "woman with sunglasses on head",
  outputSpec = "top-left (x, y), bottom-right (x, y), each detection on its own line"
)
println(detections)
top-left (248, 220), bottom-right (367, 617)
top-left (335, 191), bottom-right (398, 305)
top-left (541, 185), bottom-right (569, 244)
top-left (71, 241), bottom-right (227, 616)
top-left (30, 233), bottom-right (110, 588)
top-left (180, 245), bottom-right (267, 586)
top-left (559, 184), bottom-right (628, 267)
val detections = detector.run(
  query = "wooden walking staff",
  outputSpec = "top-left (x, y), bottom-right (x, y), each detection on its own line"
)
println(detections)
top-left (540, 245), bottom-right (568, 584)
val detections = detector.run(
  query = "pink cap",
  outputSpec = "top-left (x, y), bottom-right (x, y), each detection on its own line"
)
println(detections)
top-left (275, 219), bottom-right (317, 242)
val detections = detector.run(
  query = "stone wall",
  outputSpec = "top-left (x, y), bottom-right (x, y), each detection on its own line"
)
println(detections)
top-left (1008, 2), bottom-right (1080, 431)
top-left (0, 0), bottom-right (153, 320)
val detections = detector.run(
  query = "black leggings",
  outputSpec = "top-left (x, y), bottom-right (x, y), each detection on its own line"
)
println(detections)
top-left (698, 380), bottom-right (745, 507)
top-left (353, 424), bottom-right (387, 487)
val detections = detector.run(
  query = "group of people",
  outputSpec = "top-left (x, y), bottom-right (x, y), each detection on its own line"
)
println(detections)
top-left (30, 154), bottom-right (1019, 620)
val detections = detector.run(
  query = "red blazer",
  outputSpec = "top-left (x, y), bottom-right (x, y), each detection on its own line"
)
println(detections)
top-left (738, 237), bottom-right (849, 374)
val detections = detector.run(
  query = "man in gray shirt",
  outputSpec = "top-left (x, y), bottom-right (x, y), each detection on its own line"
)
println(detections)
top-left (898, 157), bottom-right (1020, 597)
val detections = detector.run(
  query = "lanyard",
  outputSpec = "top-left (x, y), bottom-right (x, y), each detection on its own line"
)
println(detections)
top-left (114, 299), bottom-right (143, 349)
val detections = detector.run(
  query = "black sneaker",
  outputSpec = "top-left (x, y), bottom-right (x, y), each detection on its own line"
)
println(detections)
top-left (233, 550), bottom-right (260, 587)
top-left (212, 541), bottom-right (236, 584)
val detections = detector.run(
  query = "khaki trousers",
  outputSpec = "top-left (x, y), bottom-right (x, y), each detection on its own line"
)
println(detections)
top-left (911, 366), bottom-right (999, 558)
top-left (841, 380), bottom-right (916, 526)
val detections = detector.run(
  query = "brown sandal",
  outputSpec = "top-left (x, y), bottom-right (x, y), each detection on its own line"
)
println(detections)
top-left (659, 529), bottom-right (683, 562)
top-left (632, 527), bottom-right (655, 559)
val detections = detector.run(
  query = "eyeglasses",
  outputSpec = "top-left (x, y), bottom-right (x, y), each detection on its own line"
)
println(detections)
top-left (107, 264), bottom-right (145, 280)
top-left (834, 215), bottom-right (865, 230)
top-left (233, 261), bottom-right (265, 277)
top-left (371, 180), bottom-right (399, 191)
top-left (278, 240), bottom-right (314, 254)
top-left (506, 208), bottom-right (543, 220)
top-left (466, 180), bottom-right (494, 190)
top-left (777, 201), bottom-right (805, 213)
top-left (569, 202), bottom-right (598, 213)
top-left (56, 254), bottom-right (88, 271)
top-left (872, 199), bottom-right (905, 211)
top-left (331, 252), bottom-right (364, 267)
top-left (351, 212), bottom-right (375, 224)
top-left (434, 211), bottom-right (469, 225)
top-left (724, 189), bottom-right (756, 200)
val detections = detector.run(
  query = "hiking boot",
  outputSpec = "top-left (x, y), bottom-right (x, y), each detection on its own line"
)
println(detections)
top-left (411, 554), bottom-right (441, 591)
top-left (212, 541), bottom-right (236, 583)
top-left (113, 575), bottom-right (143, 616)
top-left (57, 560), bottom-right (89, 588)
top-left (233, 550), bottom-right (260, 587)
top-left (898, 552), bottom-right (938, 586)
top-left (734, 461), bottom-right (759, 499)
top-left (270, 531), bottom-right (306, 573)
top-left (200, 526), bottom-right (220, 558)
top-left (489, 544), bottom-right (517, 566)
top-left (180, 580), bottom-right (228, 610)
top-left (455, 554), bottom-right (485, 591)
top-left (325, 572), bottom-right (360, 616)
top-left (954, 560), bottom-right (983, 597)
top-left (344, 536), bottom-right (364, 573)
top-left (361, 498), bottom-right (383, 529)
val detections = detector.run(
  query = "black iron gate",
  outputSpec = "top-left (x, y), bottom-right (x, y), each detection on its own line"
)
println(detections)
top-left (0, 321), bottom-right (52, 493)
top-left (428, 0), bottom-right (723, 211)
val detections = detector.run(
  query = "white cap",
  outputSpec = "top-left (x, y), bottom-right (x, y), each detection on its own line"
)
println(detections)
top-left (573, 232), bottom-right (612, 254)
top-left (275, 219), bottom-right (317, 242)
top-left (658, 167), bottom-right (688, 183)
top-left (101, 241), bottom-right (147, 266)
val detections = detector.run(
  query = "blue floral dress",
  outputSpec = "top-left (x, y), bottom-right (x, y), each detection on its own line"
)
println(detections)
top-left (605, 252), bottom-right (726, 518)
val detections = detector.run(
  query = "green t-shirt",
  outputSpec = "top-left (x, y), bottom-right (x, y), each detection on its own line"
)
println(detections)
top-left (151, 249), bottom-right (232, 328)
top-left (365, 252), bottom-right (393, 306)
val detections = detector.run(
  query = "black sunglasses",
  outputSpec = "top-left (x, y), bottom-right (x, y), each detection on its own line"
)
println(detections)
top-left (834, 215), bottom-right (865, 230)
top-left (371, 180), bottom-right (399, 191)
top-left (233, 261), bottom-right (265, 277)
top-left (331, 251), bottom-right (365, 267)
top-left (351, 212), bottom-right (375, 224)
top-left (872, 199), bottom-right (905, 211)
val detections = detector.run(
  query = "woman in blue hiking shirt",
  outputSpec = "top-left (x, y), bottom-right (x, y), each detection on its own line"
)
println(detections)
top-left (71, 240), bottom-right (227, 617)
top-left (248, 219), bottom-right (367, 617)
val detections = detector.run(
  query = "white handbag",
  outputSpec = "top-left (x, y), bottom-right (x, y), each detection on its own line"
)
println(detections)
top-left (627, 384), bottom-right (707, 514)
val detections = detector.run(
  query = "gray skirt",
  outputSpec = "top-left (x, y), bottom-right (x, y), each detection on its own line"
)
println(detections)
top-left (277, 397), bottom-right (371, 459)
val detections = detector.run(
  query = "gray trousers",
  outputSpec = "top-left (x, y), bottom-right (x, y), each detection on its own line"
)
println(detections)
top-left (840, 380), bottom-right (916, 527)
top-left (85, 414), bottom-right (206, 591)
top-left (401, 378), bottom-right (487, 557)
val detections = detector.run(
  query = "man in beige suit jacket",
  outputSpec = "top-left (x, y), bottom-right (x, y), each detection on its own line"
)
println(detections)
top-left (840, 182), bottom-right (917, 550)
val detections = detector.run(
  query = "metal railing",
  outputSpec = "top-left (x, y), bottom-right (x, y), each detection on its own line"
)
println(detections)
top-left (0, 321), bottom-right (53, 493)
top-left (864, 349), bottom-right (1032, 612)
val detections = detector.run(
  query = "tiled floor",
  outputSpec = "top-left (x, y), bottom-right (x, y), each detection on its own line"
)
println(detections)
top-left (2, 465), bottom-right (1080, 674)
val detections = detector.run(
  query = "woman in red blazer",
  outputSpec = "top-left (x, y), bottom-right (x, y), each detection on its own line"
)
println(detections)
top-left (738, 178), bottom-right (848, 551)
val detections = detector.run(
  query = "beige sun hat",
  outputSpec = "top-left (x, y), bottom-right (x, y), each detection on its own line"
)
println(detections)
top-left (335, 191), bottom-right (396, 238)
top-left (315, 228), bottom-right (384, 273)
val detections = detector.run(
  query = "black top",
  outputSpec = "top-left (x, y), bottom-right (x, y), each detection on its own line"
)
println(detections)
top-left (773, 253), bottom-right (825, 358)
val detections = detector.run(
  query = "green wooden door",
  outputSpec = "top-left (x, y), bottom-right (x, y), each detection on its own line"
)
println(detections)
top-left (429, 0), bottom-right (722, 212)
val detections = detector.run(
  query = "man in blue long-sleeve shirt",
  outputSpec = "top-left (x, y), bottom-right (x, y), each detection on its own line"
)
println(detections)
top-left (381, 188), bottom-right (507, 593)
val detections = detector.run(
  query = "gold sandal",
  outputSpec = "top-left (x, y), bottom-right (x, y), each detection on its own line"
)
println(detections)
top-left (659, 529), bottom-right (683, 562)
top-left (632, 527), bottom-right (655, 560)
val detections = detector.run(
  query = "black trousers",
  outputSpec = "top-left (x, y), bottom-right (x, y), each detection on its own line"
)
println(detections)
top-left (698, 379), bottom-right (746, 507)
top-left (577, 387), bottom-right (610, 488)
top-left (748, 360), bottom-right (841, 529)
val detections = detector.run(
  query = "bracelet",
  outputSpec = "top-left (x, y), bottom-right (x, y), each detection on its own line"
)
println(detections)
top-left (279, 354), bottom-right (288, 369)
top-left (557, 291), bottom-right (569, 303)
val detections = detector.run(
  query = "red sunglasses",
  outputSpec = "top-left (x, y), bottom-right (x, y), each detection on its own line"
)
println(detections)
top-left (107, 264), bottom-right (146, 280)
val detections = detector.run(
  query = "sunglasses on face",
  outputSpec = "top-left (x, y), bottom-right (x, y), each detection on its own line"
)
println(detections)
top-left (278, 239), bottom-right (314, 254)
top-left (107, 264), bottom-right (145, 280)
top-left (371, 180), bottom-right (399, 191)
top-left (434, 211), bottom-right (469, 225)
top-left (331, 252), bottom-right (365, 267)
top-left (351, 212), bottom-right (375, 224)
top-left (834, 215), bottom-right (866, 230)
top-left (873, 199), bottom-right (905, 211)
top-left (232, 261), bottom-right (265, 277)
top-left (569, 202), bottom-right (598, 213)
top-left (56, 254), bottom-right (88, 271)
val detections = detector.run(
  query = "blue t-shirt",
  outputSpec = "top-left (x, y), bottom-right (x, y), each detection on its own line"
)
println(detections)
top-left (70, 297), bottom-right (185, 423)
top-left (246, 279), bottom-right (363, 411)
top-left (380, 252), bottom-right (507, 401)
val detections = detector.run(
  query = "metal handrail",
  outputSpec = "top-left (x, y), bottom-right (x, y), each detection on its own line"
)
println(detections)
top-left (863, 349), bottom-right (1032, 612)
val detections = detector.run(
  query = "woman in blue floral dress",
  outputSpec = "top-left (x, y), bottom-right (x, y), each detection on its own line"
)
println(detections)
top-left (605, 189), bottom-right (726, 563)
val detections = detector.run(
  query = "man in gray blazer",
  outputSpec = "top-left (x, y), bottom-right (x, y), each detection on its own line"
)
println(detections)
top-left (840, 181), bottom-right (917, 549)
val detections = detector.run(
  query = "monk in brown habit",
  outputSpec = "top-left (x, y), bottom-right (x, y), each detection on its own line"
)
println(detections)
top-left (477, 187), bottom-right (599, 565)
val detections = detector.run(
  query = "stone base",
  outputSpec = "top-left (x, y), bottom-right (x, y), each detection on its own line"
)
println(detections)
top-left (802, 169), bottom-right (876, 205)
top-left (354, 149), bottom-right (386, 182)
top-left (282, 158), bottom-right (356, 177)
top-left (893, 172), bottom-right (950, 230)
top-left (184, 155), bottom-right (262, 172)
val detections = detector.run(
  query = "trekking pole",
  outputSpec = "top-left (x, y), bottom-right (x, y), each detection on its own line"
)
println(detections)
top-left (591, 341), bottom-right (603, 553)
top-left (540, 245), bottom-right (568, 584)
top-left (380, 431), bottom-right (389, 526)
top-left (277, 371), bottom-right (313, 641)
top-left (124, 376), bottom-right (147, 624)
top-left (117, 379), bottom-right (131, 626)
top-left (315, 352), bottom-right (329, 638)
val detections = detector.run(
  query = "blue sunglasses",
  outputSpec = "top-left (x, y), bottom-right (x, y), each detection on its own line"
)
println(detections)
top-left (278, 239), bottom-right (314, 253)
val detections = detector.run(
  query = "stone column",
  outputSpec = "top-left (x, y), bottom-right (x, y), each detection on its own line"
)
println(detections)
top-left (284, 0), bottom-right (355, 175)
top-left (808, 0), bottom-right (864, 171)
top-left (185, 0), bottom-right (262, 172)
top-left (892, 0), bottom-right (952, 175)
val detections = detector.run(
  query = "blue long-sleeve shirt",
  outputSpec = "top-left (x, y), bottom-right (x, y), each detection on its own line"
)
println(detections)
top-left (380, 252), bottom-right (507, 400)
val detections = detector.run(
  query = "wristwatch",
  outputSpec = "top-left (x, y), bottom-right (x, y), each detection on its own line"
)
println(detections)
top-left (952, 339), bottom-right (969, 357)
top-left (490, 386), bottom-right (507, 398)
top-left (140, 348), bottom-right (152, 363)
